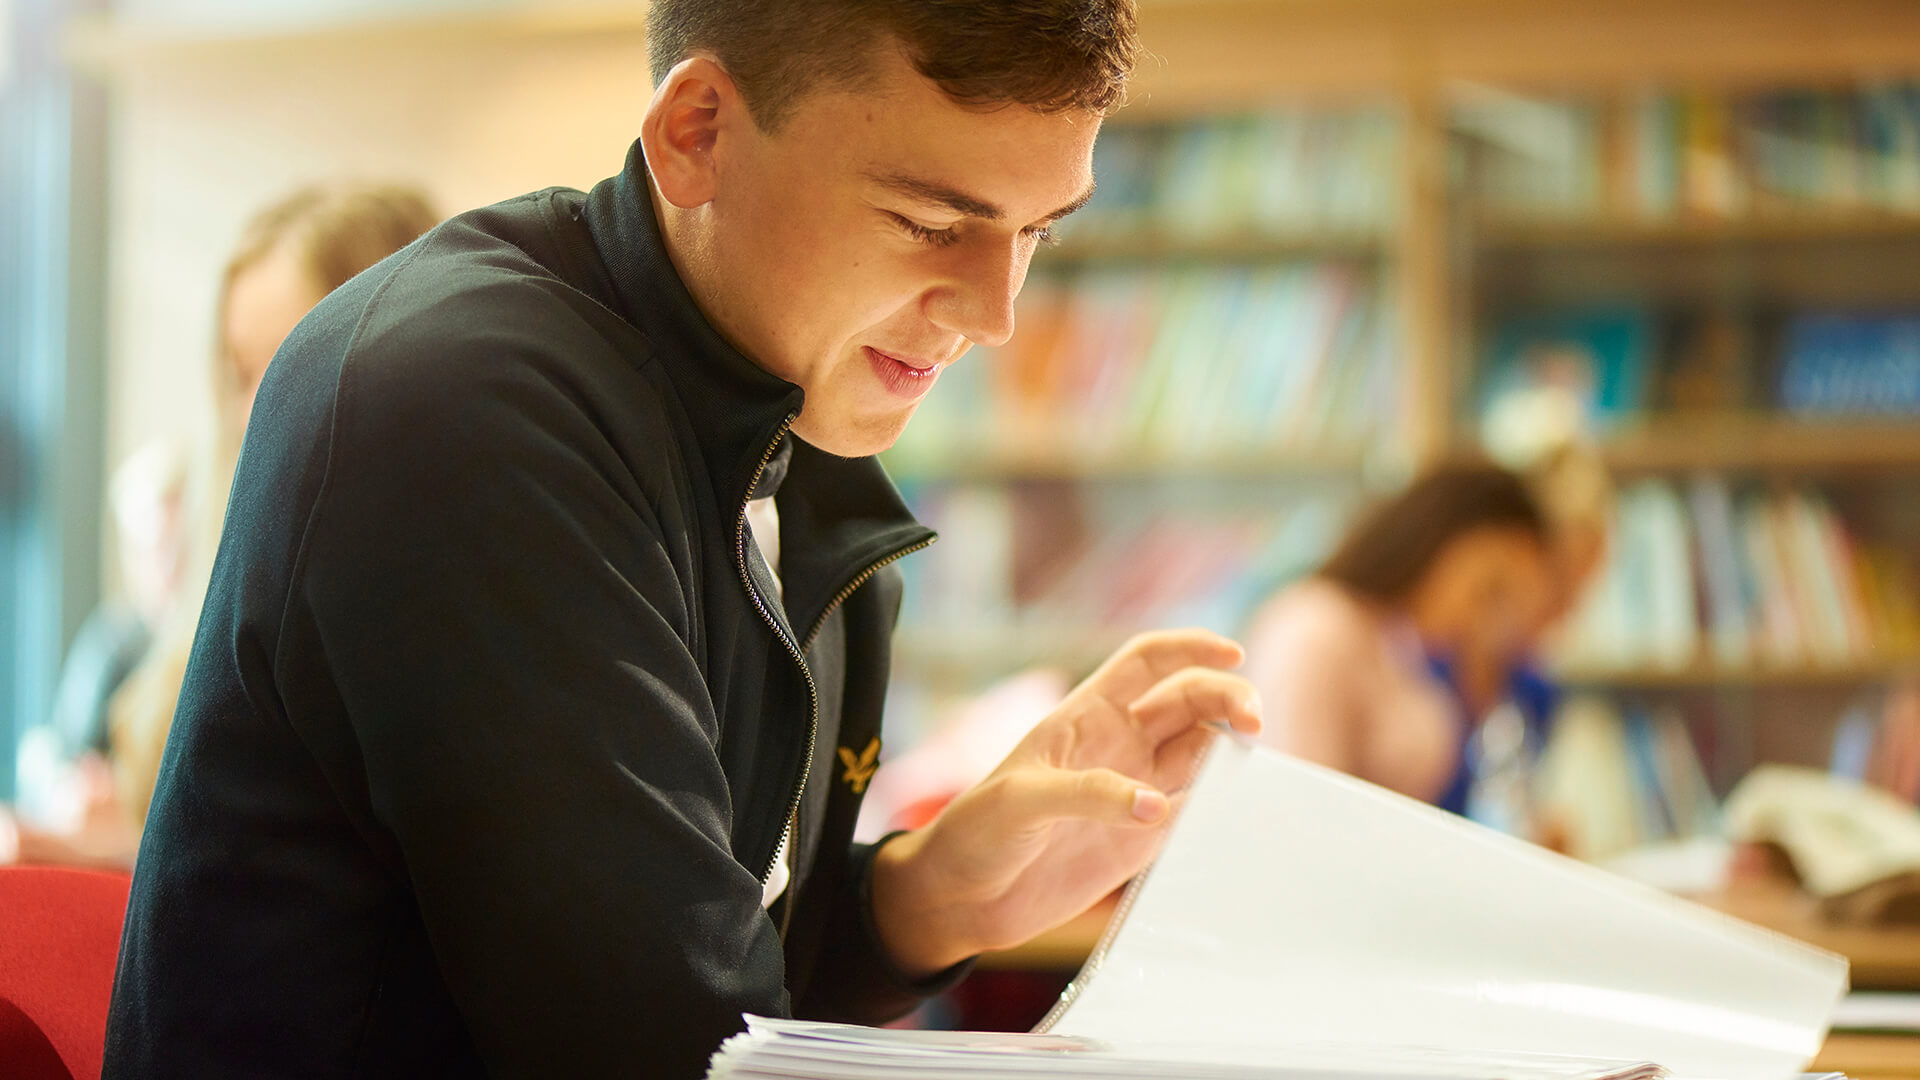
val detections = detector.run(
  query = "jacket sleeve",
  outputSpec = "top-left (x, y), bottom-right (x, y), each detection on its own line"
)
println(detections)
top-left (790, 832), bottom-right (976, 1023)
top-left (294, 344), bottom-right (783, 1079)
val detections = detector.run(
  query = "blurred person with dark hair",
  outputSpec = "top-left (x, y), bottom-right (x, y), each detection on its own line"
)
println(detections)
top-left (0, 183), bottom-right (438, 870)
top-left (1245, 451), bottom-right (1608, 818)
top-left (105, 4), bottom-right (1261, 1079)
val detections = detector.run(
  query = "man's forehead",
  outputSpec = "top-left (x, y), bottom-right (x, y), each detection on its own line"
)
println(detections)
top-left (770, 52), bottom-right (1100, 225)
top-left (841, 111), bottom-right (1099, 221)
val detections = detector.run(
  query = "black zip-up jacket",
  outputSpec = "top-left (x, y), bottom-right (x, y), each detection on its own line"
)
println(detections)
top-left (103, 142), bottom-right (964, 1079)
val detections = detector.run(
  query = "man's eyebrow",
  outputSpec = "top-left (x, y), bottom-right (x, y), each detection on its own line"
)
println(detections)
top-left (1046, 182), bottom-right (1098, 223)
top-left (867, 170), bottom-right (1097, 225)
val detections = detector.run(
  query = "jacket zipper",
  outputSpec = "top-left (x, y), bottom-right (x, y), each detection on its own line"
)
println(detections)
top-left (735, 415), bottom-right (811, 885)
top-left (735, 417), bottom-right (936, 887)
top-left (777, 533), bottom-right (934, 939)
top-left (800, 534), bottom-right (937, 655)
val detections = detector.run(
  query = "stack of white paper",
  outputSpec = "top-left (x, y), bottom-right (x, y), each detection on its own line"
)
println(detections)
top-left (708, 740), bottom-right (1850, 1080)
top-left (709, 1015), bottom-right (1667, 1079)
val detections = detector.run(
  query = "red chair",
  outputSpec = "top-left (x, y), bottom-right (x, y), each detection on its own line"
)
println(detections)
top-left (0, 867), bottom-right (132, 1080)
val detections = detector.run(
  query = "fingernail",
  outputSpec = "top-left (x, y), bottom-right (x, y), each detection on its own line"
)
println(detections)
top-left (1132, 788), bottom-right (1170, 822)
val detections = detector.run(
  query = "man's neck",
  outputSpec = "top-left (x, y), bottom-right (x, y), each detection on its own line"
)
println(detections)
top-left (648, 175), bottom-right (756, 371)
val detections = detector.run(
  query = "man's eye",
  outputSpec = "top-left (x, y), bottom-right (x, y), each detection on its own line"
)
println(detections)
top-left (889, 213), bottom-right (961, 248)
top-left (1025, 224), bottom-right (1058, 246)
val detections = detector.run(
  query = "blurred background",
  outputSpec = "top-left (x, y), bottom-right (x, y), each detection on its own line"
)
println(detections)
top-left (9, 0), bottom-right (1920, 1054)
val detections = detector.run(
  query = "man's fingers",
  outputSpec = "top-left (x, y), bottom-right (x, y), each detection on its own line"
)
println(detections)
top-left (1000, 766), bottom-right (1171, 829)
top-left (1150, 724), bottom-right (1219, 792)
top-left (1127, 668), bottom-right (1263, 743)
top-left (1088, 628), bottom-right (1245, 704)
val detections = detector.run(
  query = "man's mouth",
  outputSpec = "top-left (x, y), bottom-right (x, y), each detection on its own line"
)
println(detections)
top-left (865, 346), bottom-right (943, 400)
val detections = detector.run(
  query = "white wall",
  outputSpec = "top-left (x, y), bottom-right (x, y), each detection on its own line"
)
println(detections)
top-left (104, 27), bottom-right (656, 494)
top-left (114, 0), bottom-right (604, 33)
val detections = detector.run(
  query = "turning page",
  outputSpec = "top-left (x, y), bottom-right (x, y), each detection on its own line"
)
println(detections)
top-left (1042, 739), bottom-right (1849, 1080)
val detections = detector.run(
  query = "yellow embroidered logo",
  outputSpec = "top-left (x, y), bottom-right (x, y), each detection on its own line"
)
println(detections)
top-left (837, 737), bottom-right (880, 794)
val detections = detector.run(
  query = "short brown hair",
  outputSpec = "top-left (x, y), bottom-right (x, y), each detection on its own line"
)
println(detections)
top-left (1318, 462), bottom-right (1549, 605)
top-left (647, 0), bottom-right (1140, 130)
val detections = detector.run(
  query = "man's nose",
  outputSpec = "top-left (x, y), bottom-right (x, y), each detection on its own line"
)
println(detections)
top-left (927, 239), bottom-right (1025, 349)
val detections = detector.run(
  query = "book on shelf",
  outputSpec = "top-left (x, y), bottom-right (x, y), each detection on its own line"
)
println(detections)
top-left (1479, 307), bottom-right (1657, 438)
top-left (708, 740), bottom-right (1846, 1080)
top-left (1554, 477), bottom-right (1918, 673)
top-left (1688, 477), bottom-right (1752, 666)
top-left (1553, 480), bottom-right (1695, 671)
top-left (885, 262), bottom-right (1398, 474)
top-left (1484, 302), bottom-right (1920, 424)
top-left (1068, 107), bottom-right (1401, 245)
top-left (1535, 697), bottom-right (1720, 862)
top-left (1455, 85), bottom-right (1607, 218)
top-left (895, 490), bottom-right (1351, 669)
top-left (1628, 91), bottom-right (1681, 219)
top-left (1829, 681), bottom-right (1920, 811)
top-left (1661, 310), bottom-right (1757, 413)
top-left (1780, 313), bottom-right (1920, 417)
top-left (1463, 81), bottom-right (1920, 222)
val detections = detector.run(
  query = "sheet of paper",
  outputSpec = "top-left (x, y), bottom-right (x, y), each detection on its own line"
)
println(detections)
top-left (1043, 739), bottom-right (1849, 1080)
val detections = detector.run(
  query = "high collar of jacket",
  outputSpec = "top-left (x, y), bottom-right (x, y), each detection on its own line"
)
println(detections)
top-left (581, 141), bottom-right (935, 634)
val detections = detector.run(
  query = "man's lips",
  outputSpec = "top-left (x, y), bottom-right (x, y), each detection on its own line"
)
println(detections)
top-left (868, 347), bottom-right (940, 371)
top-left (864, 346), bottom-right (944, 399)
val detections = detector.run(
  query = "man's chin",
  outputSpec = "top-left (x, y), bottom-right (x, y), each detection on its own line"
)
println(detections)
top-left (789, 406), bottom-right (914, 459)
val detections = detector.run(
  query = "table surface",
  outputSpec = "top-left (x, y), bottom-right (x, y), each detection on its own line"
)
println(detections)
top-left (1819, 1032), bottom-right (1920, 1078)
top-left (1701, 877), bottom-right (1920, 990)
top-left (978, 875), bottom-right (1920, 1077)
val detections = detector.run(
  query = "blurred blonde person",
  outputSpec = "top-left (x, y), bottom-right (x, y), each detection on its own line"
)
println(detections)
top-left (110, 184), bottom-right (441, 833)
top-left (4, 445), bottom-right (189, 868)
top-left (0, 184), bottom-right (438, 868)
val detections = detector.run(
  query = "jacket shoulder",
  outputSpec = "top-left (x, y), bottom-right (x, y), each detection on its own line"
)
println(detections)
top-left (287, 195), bottom-right (695, 550)
top-left (325, 197), bottom-right (675, 444)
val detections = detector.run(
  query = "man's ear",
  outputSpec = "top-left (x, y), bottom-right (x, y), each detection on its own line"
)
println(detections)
top-left (641, 56), bottom-right (750, 210)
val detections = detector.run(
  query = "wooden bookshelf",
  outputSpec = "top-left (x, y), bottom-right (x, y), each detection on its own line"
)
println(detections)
top-left (71, 0), bottom-right (1920, 95)
top-left (1599, 416), bottom-right (1920, 475)
top-left (67, 0), bottom-right (1920, 468)
top-left (1815, 1033), bottom-right (1920, 1080)
top-left (57, 0), bottom-right (1920, 444)
top-left (1038, 228), bottom-right (1386, 268)
top-left (1478, 212), bottom-right (1920, 252)
top-left (69, 0), bottom-right (1920, 740)
top-left (1556, 656), bottom-right (1920, 691)
top-left (885, 444), bottom-right (1378, 484)
top-left (1123, 0), bottom-right (1920, 117)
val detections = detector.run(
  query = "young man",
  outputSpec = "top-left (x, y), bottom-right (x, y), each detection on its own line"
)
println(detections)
top-left (104, 2), bottom-right (1261, 1076)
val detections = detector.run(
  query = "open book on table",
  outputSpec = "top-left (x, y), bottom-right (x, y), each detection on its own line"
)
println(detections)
top-left (708, 739), bottom-right (1850, 1080)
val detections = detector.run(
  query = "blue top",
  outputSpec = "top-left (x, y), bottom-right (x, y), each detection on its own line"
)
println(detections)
top-left (1426, 653), bottom-right (1560, 817)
